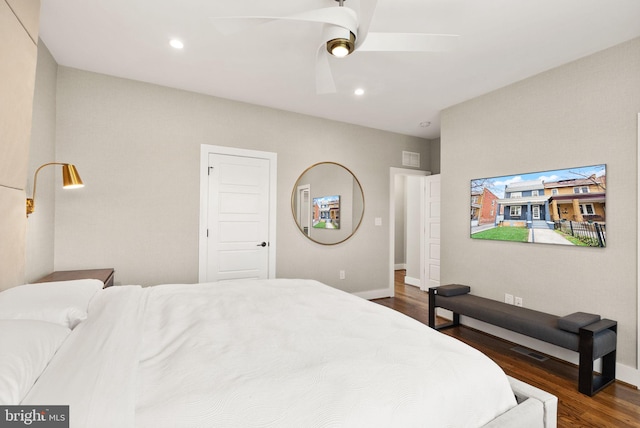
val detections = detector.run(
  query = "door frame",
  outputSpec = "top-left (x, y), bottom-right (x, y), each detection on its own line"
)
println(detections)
top-left (199, 144), bottom-right (277, 282)
top-left (295, 183), bottom-right (311, 237)
top-left (388, 167), bottom-right (430, 297)
top-left (637, 113), bottom-right (639, 377)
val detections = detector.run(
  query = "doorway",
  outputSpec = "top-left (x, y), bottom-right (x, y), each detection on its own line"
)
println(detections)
top-left (388, 168), bottom-right (430, 297)
top-left (532, 205), bottom-right (540, 220)
top-left (295, 184), bottom-right (311, 236)
top-left (198, 145), bottom-right (277, 283)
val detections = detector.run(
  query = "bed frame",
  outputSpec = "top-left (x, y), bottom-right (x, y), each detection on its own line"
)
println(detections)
top-left (485, 376), bottom-right (557, 428)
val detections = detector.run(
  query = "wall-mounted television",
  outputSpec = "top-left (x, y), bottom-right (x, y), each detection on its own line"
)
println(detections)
top-left (470, 164), bottom-right (606, 247)
top-left (313, 195), bottom-right (340, 229)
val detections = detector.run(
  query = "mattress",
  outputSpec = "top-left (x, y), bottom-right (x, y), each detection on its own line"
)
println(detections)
top-left (23, 279), bottom-right (517, 427)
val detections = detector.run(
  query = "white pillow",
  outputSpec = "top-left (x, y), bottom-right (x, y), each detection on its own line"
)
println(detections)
top-left (0, 279), bottom-right (103, 329)
top-left (0, 319), bottom-right (71, 404)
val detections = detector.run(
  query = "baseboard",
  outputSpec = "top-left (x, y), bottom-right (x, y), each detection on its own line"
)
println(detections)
top-left (353, 288), bottom-right (391, 300)
top-left (616, 362), bottom-right (640, 388)
top-left (437, 311), bottom-right (639, 388)
top-left (394, 263), bottom-right (406, 270)
top-left (404, 276), bottom-right (420, 287)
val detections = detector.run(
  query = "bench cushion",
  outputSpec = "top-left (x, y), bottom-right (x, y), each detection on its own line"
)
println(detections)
top-left (436, 284), bottom-right (471, 297)
top-left (557, 312), bottom-right (601, 333)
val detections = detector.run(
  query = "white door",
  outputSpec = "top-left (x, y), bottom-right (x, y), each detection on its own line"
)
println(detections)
top-left (199, 146), bottom-right (276, 282)
top-left (421, 175), bottom-right (441, 291)
top-left (532, 205), bottom-right (540, 220)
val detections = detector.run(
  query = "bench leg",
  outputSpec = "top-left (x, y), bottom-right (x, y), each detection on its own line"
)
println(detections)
top-left (428, 288), bottom-right (460, 331)
top-left (428, 288), bottom-right (437, 328)
top-left (452, 313), bottom-right (460, 326)
top-left (434, 313), bottom-right (460, 330)
top-left (578, 331), bottom-right (616, 396)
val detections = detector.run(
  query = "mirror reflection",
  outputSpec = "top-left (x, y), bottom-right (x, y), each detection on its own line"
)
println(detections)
top-left (291, 162), bottom-right (365, 245)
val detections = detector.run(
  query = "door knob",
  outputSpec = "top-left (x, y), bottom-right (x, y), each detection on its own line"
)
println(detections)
top-left (257, 242), bottom-right (267, 247)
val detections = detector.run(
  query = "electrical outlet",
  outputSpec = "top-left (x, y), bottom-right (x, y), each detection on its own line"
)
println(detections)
top-left (515, 297), bottom-right (523, 307)
top-left (339, 270), bottom-right (345, 280)
top-left (504, 293), bottom-right (514, 305)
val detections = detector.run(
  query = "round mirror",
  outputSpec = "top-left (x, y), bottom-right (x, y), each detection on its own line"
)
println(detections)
top-left (291, 162), bottom-right (365, 245)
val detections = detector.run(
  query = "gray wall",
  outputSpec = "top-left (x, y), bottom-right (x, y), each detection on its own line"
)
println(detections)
top-left (26, 41), bottom-right (57, 282)
top-left (441, 37), bottom-right (639, 368)
top-left (32, 63), bottom-right (433, 294)
top-left (429, 138), bottom-right (441, 174)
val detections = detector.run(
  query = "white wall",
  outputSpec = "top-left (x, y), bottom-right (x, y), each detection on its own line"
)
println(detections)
top-left (393, 175), bottom-right (406, 267)
top-left (43, 65), bottom-right (433, 294)
top-left (441, 37), bottom-right (639, 370)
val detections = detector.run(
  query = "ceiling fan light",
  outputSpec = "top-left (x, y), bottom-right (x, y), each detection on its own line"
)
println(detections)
top-left (327, 32), bottom-right (356, 58)
top-left (331, 44), bottom-right (350, 57)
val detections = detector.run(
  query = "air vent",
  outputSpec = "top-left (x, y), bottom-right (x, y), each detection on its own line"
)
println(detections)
top-left (402, 151), bottom-right (420, 168)
top-left (511, 346), bottom-right (549, 362)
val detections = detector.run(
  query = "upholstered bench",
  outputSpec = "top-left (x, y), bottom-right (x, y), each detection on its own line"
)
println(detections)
top-left (428, 284), bottom-right (617, 396)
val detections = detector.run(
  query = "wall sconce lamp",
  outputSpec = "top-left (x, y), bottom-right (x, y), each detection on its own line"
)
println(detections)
top-left (26, 162), bottom-right (84, 217)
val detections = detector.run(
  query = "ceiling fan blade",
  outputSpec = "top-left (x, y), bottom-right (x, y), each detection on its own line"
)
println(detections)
top-left (357, 32), bottom-right (459, 52)
top-left (211, 7), bottom-right (358, 36)
top-left (315, 43), bottom-right (336, 94)
top-left (354, 0), bottom-right (378, 49)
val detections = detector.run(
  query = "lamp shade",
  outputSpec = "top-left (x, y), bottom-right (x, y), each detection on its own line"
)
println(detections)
top-left (62, 164), bottom-right (84, 188)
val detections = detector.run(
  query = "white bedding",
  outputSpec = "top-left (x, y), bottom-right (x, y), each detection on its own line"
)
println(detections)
top-left (24, 279), bottom-right (516, 427)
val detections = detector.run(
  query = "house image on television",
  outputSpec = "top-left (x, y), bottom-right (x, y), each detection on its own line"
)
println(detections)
top-left (545, 174), bottom-right (606, 223)
top-left (471, 187), bottom-right (499, 226)
top-left (494, 174), bottom-right (606, 230)
top-left (495, 180), bottom-right (552, 229)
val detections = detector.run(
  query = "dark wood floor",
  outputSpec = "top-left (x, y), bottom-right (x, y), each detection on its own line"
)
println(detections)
top-left (372, 271), bottom-right (640, 428)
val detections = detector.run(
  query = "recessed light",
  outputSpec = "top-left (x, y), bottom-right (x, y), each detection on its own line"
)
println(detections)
top-left (169, 39), bottom-right (184, 49)
top-left (354, 88), bottom-right (365, 96)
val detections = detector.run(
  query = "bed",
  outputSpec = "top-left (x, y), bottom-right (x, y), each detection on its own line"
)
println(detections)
top-left (0, 278), bottom-right (557, 427)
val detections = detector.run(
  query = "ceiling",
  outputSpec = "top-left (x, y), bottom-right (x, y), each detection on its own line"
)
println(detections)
top-left (38, 0), bottom-right (640, 139)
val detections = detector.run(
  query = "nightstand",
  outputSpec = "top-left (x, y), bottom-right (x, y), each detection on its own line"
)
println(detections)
top-left (34, 268), bottom-right (115, 288)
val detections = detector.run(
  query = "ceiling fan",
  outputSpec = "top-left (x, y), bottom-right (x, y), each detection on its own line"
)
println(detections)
top-left (211, 0), bottom-right (459, 94)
